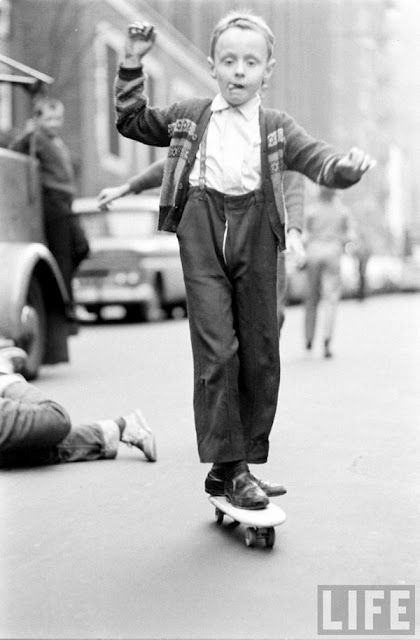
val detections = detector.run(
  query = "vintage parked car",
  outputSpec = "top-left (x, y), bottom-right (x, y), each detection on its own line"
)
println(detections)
top-left (72, 194), bottom-right (186, 321)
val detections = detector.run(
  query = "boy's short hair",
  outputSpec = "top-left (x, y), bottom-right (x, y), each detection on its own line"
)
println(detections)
top-left (33, 98), bottom-right (64, 118)
top-left (210, 10), bottom-right (275, 61)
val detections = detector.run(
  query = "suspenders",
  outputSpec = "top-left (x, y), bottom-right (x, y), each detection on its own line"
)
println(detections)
top-left (198, 125), bottom-right (209, 191)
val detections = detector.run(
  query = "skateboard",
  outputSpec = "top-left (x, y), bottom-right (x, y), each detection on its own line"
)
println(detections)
top-left (209, 495), bottom-right (286, 548)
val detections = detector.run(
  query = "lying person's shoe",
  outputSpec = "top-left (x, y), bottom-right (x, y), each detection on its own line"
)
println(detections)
top-left (0, 345), bottom-right (28, 374)
top-left (120, 409), bottom-right (157, 462)
top-left (225, 471), bottom-right (269, 510)
top-left (250, 475), bottom-right (287, 496)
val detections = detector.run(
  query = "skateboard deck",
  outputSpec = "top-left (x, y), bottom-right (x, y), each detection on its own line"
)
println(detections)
top-left (209, 495), bottom-right (286, 548)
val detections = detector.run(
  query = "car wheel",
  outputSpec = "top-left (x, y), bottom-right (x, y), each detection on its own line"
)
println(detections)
top-left (85, 304), bottom-right (102, 315)
top-left (125, 291), bottom-right (162, 322)
top-left (84, 304), bottom-right (103, 322)
top-left (19, 277), bottom-right (47, 380)
top-left (168, 304), bottom-right (187, 320)
top-left (125, 303), bottom-right (149, 323)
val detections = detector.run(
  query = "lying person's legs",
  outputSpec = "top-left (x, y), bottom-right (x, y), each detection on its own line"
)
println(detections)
top-left (0, 344), bottom-right (156, 467)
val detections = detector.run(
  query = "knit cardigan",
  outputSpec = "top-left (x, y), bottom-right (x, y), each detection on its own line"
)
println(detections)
top-left (115, 64), bottom-right (356, 249)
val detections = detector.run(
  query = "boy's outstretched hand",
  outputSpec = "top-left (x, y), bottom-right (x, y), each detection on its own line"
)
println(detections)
top-left (336, 147), bottom-right (376, 182)
top-left (97, 184), bottom-right (130, 211)
top-left (123, 23), bottom-right (156, 67)
top-left (287, 228), bottom-right (306, 267)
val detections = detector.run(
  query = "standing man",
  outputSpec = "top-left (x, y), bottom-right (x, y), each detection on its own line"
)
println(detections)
top-left (303, 186), bottom-right (353, 358)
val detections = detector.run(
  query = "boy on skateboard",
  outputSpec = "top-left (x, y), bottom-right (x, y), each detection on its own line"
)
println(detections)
top-left (114, 11), bottom-right (374, 509)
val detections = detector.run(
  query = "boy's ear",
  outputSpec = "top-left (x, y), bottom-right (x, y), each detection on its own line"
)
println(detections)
top-left (264, 58), bottom-right (276, 82)
top-left (207, 56), bottom-right (216, 79)
top-left (261, 58), bottom-right (275, 90)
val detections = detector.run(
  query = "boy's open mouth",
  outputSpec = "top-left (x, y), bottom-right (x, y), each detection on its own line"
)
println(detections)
top-left (229, 83), bottom-right (245, 90)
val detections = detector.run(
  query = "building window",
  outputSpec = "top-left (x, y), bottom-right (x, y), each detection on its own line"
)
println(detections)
top-left (0, 0), bottom-right (11, 40)
top-left (134, 57), bottom-right (164, 169)
top-left (95, 23), bottom-right (164, 175)
top-left (0, 82), bottom-right (12, 131)
top-left (106, 44), bottom-right (120, 157)
top-left (144, 73), bottom-right (157, 164)
top-left (95, 23), bottom-right (130, 173)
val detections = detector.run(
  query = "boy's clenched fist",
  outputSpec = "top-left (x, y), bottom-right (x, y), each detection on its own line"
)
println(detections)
top-left (123, 23), bottom-right (156, 67)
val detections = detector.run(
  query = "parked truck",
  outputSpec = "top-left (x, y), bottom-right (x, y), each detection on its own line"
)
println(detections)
top-left (0, 57), bottom-right (69, 379)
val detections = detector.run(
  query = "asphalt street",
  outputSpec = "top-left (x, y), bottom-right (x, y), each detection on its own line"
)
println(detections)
top-left (1, 293), bottom-right (419, 640)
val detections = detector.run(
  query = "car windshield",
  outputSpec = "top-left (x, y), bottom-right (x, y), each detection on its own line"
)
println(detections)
top-left (80, 210), bottom-right (157, 239)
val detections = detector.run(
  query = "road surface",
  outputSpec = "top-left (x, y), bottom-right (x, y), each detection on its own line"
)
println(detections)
top-left (1, 293), bottom-right (419, 639)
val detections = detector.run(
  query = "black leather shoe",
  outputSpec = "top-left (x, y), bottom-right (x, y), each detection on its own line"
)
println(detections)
top-left (204, 468), bottom-right (225, 496)
top-left (251, 475), bottom-right (287, 496)
top-left (205, 468), bottom-right (287, 497)
top-left (225, 472), bottom-right (269, 510)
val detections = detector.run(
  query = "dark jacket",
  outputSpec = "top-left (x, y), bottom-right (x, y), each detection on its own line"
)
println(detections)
top-left (9, 127), bottom-right (75, 196)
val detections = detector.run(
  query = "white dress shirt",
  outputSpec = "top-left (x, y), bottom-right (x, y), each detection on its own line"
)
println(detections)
top-left (189, 94), bottom-right (262, 195)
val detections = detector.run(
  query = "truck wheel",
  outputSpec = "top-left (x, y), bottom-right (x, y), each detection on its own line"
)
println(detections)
top-left (19, 277), bottom-right (47, 380)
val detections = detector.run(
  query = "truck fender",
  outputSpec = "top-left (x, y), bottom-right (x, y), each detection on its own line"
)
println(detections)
top-left (0, 242), bottom-right (69, 369)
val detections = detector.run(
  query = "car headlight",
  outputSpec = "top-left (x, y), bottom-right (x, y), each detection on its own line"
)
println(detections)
top-left (127, 271), bottom-right (141, 286)
top-left (113, 271), bottom-right (141, 286)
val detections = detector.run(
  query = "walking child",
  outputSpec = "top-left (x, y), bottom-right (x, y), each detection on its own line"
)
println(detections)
top-left (114, 12), bottom-right (374, 509)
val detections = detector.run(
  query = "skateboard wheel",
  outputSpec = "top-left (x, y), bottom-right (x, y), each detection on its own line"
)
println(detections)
top-left (215, 507), bottom-right (224, 524)
top-left (245, 527), bottom-right (257, 547)
top-left (265, 527), bottom-right (276, 548)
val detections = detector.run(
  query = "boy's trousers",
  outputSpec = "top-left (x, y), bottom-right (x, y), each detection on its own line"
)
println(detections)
top-left (176, 186), bottom-right (280, 464)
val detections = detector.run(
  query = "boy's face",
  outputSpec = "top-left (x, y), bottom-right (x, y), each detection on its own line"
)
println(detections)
top-left (208, 26), bottom-right (275, 107)
top-left (36, 106), bottom-right (64, 136)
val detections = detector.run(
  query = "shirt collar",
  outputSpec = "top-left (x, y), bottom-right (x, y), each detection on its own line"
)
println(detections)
top-left (211, 93), bottom-right (261, 120)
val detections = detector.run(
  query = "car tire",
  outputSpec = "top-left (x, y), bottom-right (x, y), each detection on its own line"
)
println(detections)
top-left (19, 277), bottom-right (47, 380)
top-left (125, 303), bottom-right (150, 323)
top-left (85, 304), bottom-right (102, 315)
